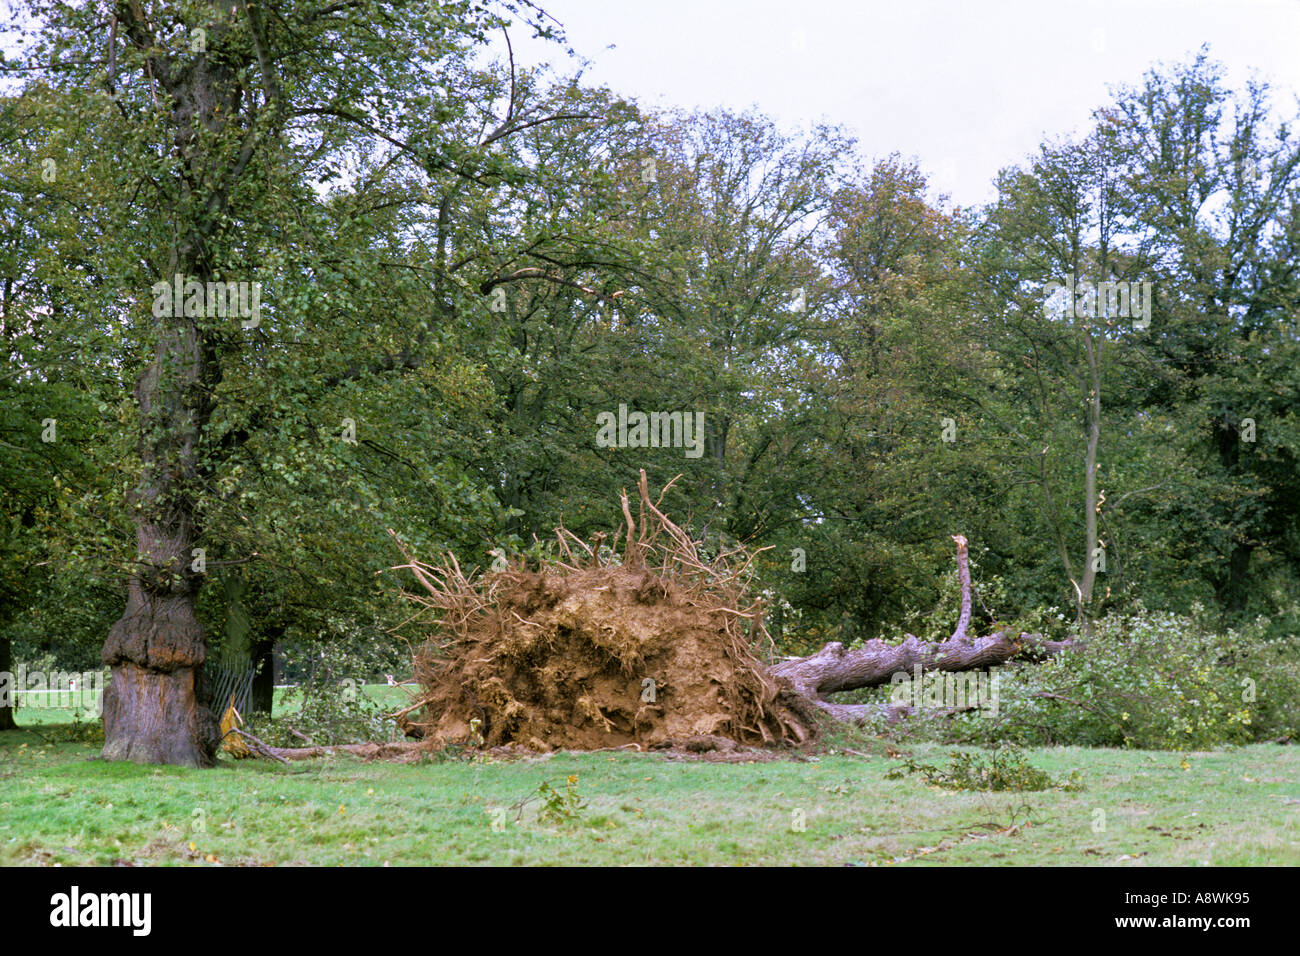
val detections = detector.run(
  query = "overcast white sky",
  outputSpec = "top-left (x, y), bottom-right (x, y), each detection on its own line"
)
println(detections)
top-left (510, 0), bottom-right (1300, 208)
top-left (4, 0), bottom-right (1296, 208)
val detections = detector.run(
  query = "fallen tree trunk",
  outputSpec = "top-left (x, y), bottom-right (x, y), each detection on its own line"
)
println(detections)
top-left (263, 740), bottom-right (424, 761)
top-left (770, 631), bottom-right (1074, 722)
top-left (770, 536), bottom-right (1074, 722)
top-left (224, 723), bottom-right (424, 762)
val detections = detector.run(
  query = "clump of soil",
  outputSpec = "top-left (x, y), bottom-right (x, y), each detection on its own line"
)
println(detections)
top-left (393, 473), bottom-right (816, 752)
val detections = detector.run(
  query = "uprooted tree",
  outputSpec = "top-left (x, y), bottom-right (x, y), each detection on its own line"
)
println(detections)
top-left (391, 473), bottom-right (819, 750)
top-left (390, 472), bottom-right (1074, 752)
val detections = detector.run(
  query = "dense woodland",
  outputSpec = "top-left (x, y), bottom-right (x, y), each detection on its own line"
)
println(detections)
top-left (2, 3), bottom-right (1298, 751)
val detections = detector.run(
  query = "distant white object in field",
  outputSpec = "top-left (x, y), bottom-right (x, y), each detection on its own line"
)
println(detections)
top-left (385, 674), bottom-right (396, 686)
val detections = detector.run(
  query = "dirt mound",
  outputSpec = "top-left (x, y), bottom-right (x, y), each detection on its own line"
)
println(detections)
top-left (393, 473), bottom-right (816, 752)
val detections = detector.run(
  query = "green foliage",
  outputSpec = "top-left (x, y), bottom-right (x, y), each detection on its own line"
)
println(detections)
top-left (242, 645), bottom-right (397, 747)
top-left (873, 609), bottom-right (1300, 750)
top-left (987, 611), bottom-right (1290, 749)
top-left (886, 745), bottom-right (1083, 792)
top-left (241, 689), bottom-right (391, 749)
top-left (533, 774), bottom-right (588, 825)
top-left (48, 711), bottom-right (105, 744)
top-left (2, 0), bottom-right (565, 719)
top-left (263, 618), bottom-right (406, 688)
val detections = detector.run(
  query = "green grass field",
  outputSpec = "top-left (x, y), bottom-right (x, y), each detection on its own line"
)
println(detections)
top-left (2, 685), bottom-right (1297, 866)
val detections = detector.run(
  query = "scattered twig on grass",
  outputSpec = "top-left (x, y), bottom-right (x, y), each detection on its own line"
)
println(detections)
top-left (228, 728), bottom-right (290, 764)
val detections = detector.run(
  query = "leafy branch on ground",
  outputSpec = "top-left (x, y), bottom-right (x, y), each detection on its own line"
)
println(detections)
top-left (886, 745), bottom-right (1083, 792)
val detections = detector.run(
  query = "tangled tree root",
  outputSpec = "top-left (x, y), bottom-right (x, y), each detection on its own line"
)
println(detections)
top-left (391, 472), bottom-right (817, 752)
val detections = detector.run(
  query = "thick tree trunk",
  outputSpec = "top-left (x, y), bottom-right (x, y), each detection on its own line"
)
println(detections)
top-left (249, 632), bottom-right (279, 716)
top-left (0, 632), bottom-right (15, 731)
top-left (102, 564), bottom-right (218, 766)
top-left (101, 661), bottom-right (214, 765)
top-left (98, 3), bottom-right (257, 766)
top-left (770, 535), bottom-right (1073, 721)
top-left (100, 297), bottom-right (220, 767)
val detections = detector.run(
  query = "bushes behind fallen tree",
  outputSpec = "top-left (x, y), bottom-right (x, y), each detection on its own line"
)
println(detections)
top-left (837, 607), bottom-right (1300, 750)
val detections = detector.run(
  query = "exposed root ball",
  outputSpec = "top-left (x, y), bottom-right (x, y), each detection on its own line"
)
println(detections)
top-left (394, 472), bottom-right (815, 752)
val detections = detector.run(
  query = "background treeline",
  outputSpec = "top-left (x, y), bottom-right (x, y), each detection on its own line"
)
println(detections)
top-left (2, 11), bottom-right (1298, 721)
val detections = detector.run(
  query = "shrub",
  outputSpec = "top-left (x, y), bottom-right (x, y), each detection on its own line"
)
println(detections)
top-left (242, 644), bottom-right (396, 747)
top-left (536, 775), bottom-right (588, 825)
top-left (849, 608), bottom-right (1300, 749)
top-left (963, 609), bottom-right (1298, 749)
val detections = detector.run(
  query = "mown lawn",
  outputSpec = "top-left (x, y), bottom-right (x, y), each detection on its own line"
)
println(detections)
top-left (2, 703), bottom-right (1296, 866)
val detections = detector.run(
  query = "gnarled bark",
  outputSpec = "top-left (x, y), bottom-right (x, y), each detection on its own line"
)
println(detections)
top-left (770, 535), bottom-right (1073, 722)
top-left (100, 302), bottom-right (221, 766)
top-left (101, 662), bottom-right (217, 765)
